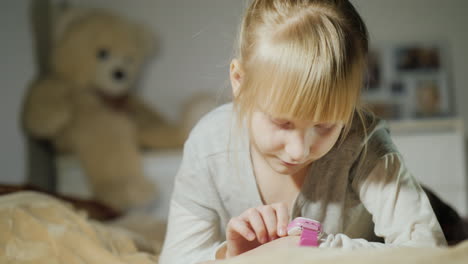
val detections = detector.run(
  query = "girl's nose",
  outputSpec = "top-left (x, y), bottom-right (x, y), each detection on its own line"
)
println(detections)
top-left (284, 130), bottom-right (312, 163)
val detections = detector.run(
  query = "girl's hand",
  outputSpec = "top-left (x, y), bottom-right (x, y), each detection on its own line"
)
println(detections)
top-left (225, 203), bottom-right (290, 258)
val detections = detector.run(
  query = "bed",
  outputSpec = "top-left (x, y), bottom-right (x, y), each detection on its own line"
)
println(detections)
top-left (1, 191), bottom-right (467, 264)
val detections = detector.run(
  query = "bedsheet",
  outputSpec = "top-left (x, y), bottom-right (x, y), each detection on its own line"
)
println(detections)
top-left (212, 240), bottom-right (468, 264)
top-left (1, 191), bottom-right (467, 264)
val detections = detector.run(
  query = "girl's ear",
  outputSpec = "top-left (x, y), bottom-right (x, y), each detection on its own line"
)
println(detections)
top-left (230, 59), bottom-right (244, 98)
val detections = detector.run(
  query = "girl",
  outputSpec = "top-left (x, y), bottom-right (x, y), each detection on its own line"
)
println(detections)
top-left (159, 0), bottom-right (446, 263)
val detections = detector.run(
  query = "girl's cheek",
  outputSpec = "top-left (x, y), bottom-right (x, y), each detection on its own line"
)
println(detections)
top-left (315, 131), bottom-right (341, 155)
top-left (264, 134), bottom-right (278, 151)
top-left (310, 141), bottom-right (325, 156)
top-left (262, 132), bottom-right (283, 152)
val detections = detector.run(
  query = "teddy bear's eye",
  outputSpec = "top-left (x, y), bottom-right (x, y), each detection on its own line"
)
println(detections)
top-left (97, 48), bottom-right (110, 60)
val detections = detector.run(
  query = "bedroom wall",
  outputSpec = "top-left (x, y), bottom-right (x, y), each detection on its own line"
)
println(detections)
top-left (70, 0), bottom-right (468, 127)
top-left (0, 0), bottom-right (467, 186)
top-left (0, 0), bottom-right (34, 184)
top-left (353, 0), bottom-right (468, 129)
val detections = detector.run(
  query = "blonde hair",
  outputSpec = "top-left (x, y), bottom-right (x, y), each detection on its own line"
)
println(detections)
top-left (233, 0), bottom-right (370, 140)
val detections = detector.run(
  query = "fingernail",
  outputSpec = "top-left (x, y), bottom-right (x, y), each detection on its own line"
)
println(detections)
top-left (247, 233), bottom-right (255, 241)
top-left (280, 228), bottom-right (285, 236)
top-left (279, 228), bottom-right (286, 236)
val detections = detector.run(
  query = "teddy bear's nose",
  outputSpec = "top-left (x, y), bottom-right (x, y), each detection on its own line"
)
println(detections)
top-left (113, 69), bottom-right (126, 81)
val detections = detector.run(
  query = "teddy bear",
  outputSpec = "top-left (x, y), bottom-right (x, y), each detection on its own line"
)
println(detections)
top-left (22, 8), bottom-right (186, 211)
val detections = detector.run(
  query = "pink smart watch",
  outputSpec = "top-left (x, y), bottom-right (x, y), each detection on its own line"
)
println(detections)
top-left (287, 217), bottom-right (322, 247)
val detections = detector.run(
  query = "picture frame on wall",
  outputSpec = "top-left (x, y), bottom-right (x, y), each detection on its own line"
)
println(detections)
top-left (412, 76), bottom-right (451, 119)
top-left (365, 49), bottom-right (382, 92)
top-left (395, 45), bottom-right (441, 72)
top-left (363, 41), bottom-right (454, 121)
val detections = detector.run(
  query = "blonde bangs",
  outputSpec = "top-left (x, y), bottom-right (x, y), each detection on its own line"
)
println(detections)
top-left (236, 15), bottom-right (364, 127)
top-left (245, 59), bottom-right (360, 125)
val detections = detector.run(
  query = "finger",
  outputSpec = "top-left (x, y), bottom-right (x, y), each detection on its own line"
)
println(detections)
top-left (227, 217), bottom-right (256, 241)
top-left (243, 208), bottom-right (268, 244)
top-left (258, 206), bottom-right (278, 241)
top-left (272, 203), bottom-right (289, 237)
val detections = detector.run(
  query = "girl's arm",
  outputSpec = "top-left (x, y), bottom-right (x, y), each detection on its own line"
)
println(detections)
top-left (160, 200), bottom-right (224, 263)
top-left (159, 141), bottom-right (224, 264)
top-left (319, 153), bottom-right (447, 249)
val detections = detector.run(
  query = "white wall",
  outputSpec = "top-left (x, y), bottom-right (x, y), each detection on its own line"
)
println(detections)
top-left (71, 0), bottom-right (468, 124)
top-left (1, 0), bottom-right (467, 185)
top-left (352, 0), bottom-right (468, 130)
top-left (0, 0), bottom-right (34, 184)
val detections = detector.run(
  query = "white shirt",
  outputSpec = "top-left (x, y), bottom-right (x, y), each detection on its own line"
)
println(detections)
top-left (159, 103), bottom-right (446, 264)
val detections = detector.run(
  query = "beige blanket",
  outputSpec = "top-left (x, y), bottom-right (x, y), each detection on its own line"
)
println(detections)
top-left (1, 191), bottom-right (467, 264)
top-left (214, 241), bottom-right (468, 264)
top-left (0, 191), bottom-right (160, 264)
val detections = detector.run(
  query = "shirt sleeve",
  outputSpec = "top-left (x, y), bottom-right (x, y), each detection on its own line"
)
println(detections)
top-left (319, 153), bottom-right (447, 249)
top-left (159, 140), bottom-right (223, 264)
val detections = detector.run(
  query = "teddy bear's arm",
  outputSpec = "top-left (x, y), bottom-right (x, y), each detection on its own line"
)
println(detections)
top-left (127, 96), bottom-right (167, 125)
top-left (137, 124), bottom-right (185, 149)
top-left (22, 78), bottom-right (72, 139)
top-left (127, 96), bottom-right (185, 149)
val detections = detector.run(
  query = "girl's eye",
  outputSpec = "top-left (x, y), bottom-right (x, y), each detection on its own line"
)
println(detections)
top-left (271, 118), bottom-right (293, 129)
top-left (315, 123), bottom-right (335, 132)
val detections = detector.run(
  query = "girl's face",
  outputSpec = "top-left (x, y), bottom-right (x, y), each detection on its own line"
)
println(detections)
top-left (230, 59), bottom-right (345, 176)
top-left (249, 110), bottom-right (344, 176)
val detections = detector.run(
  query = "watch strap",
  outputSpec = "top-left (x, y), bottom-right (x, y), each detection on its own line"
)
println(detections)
top-left (299, 227), bottom-right (319, 247)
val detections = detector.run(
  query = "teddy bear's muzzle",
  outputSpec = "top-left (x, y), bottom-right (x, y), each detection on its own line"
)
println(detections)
top-left (113, 69), bottom-right (126, 81)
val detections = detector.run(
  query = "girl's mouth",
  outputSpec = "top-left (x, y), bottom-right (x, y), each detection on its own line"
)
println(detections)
top-left (281, 160), bottom-right (300, 167)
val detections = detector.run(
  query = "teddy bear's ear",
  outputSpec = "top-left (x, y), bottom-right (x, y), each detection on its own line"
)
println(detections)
top-left (134, 24), bottom-right (157, 57)
top-left (52, 7), bottom-right (91, 44)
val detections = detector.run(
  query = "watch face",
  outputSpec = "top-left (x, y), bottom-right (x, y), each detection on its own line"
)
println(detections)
top-left (287, 217), bottom-right (322, 233)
